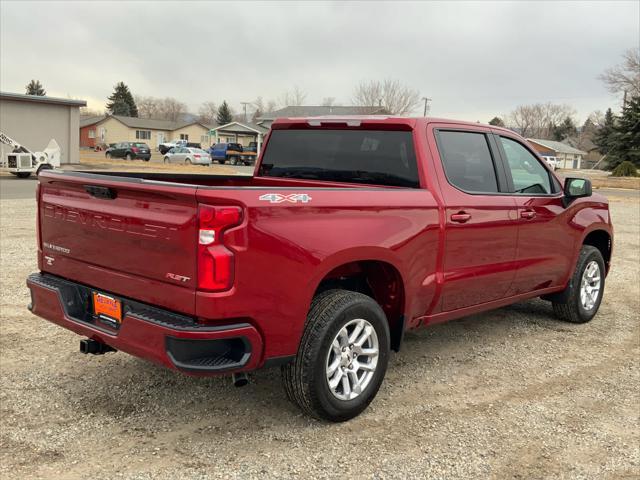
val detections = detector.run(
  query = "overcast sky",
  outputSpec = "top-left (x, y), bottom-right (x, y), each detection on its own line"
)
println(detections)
top-left (1, 1), bottom-right (638, 122)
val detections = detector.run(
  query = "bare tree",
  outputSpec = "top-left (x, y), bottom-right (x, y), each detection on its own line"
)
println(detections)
top-left (322, 97), bottom-right (336, 106)
top-left (135, 95), bottom-right (161, 119)
top-left (599, 48), bottom-right (640, 99)
top-left (352, 79), bottom-right (420, 115)
top-left (279, 86), bottom-right (307, 106)
top-left (507, 102), bottom-right (575, 139)
top-left (80, 106), bottom-right (104, 117)
top-left (158, 97), bottom-right (187, 122)
top-left (265, 99), bottom-right (277, 113)
top-left (134, 95), bottom-right (187, 121)
top-left (198, 101), bottom-right (218, 124)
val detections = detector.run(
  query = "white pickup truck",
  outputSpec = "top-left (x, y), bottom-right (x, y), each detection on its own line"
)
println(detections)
top-left (158, 139), bottom-right (188, 155)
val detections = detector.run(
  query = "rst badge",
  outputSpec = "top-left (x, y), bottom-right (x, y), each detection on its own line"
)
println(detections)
top-left (259, 193), bottom-right (312, 204)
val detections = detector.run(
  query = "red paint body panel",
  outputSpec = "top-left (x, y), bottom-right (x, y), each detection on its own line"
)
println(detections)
top-left (29, 117), bottom-right (614, 375)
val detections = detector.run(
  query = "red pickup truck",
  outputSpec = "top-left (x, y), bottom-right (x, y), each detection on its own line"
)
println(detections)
top-left (27, 116), bottom-right (613, 421)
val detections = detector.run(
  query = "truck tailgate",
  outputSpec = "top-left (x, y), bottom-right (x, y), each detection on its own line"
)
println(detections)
top-left (38, 172), bottom-right (199, 315)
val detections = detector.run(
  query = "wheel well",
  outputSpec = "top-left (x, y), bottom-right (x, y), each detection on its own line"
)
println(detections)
top-left (315, 260), bottom-right (405, 352)
top-left (583, 230), bottom-right (611, 271)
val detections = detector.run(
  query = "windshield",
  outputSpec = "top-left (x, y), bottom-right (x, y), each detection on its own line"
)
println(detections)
top-left (259, 129), bottom-right (419, 188)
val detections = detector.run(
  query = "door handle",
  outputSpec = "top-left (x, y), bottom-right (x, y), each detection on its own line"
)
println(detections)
top-left (450, 212), bottom-right (471, 223)
top-left (520, 209), bottom-right (536, 220)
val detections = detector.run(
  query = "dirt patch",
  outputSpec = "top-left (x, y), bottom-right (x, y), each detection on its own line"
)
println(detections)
top-left (1, 194), bottom-right (638, 479)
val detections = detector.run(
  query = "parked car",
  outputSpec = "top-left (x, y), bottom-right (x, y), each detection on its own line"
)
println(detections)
top-left (159, 139), bottom-right (187, 155)
top-left (28, 116), bottom-right (613, 422)
top-left (543, 156), bottom-right (560, 170)
top-left (105, 142), bottom-right (151, 161)
top-left (208, 142), bottom-right (256, 165)
top-left (159, 140), bottom-right (202, 154)
top-left (164, 147), bottom-right (212, 165)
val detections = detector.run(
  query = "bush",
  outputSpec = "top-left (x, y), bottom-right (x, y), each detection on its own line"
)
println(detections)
top-left (611, 161), bottom-right (639, 177)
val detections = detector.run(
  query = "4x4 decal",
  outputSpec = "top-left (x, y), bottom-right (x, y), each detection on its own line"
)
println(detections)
top-left (259, 193), bottom-right (312, 204)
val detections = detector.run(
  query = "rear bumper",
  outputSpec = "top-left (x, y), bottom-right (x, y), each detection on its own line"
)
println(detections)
top-left (26, 273), bottom-right (264, 375)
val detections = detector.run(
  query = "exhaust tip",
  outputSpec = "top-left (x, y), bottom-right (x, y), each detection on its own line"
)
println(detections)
top-left (80, 339), bottom-right (116, 355)
top-left (232, 372), bottom-right (249, 387)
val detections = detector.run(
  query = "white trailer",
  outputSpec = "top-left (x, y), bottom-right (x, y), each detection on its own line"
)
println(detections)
top-left (0, 131), bottom-right (61, 178)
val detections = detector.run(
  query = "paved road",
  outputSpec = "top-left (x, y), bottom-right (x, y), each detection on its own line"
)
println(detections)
top-left (1, 175), bottom-right (638, 201)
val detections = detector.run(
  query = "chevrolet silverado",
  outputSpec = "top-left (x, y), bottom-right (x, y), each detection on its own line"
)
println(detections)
top-left (27, 116), bottom-right (613, 421)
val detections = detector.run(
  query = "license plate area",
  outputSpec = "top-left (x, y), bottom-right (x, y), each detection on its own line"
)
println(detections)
top-left (93, 292), bottom-right (122, 325)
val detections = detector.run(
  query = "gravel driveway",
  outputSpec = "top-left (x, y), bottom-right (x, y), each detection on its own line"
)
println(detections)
top-left (1, 194), bottom-right (638, 479)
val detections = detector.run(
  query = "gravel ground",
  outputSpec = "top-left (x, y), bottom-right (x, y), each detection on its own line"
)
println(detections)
top-left (0, 194), bottom-right (638, 479)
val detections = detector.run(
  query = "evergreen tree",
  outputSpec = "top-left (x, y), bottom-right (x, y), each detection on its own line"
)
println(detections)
top-left (106, 82), bottom-right (138, 117)
top-left (552, 116), bottom-right (577, 141)
top-left (110, 99), bottom-right (132, 116)
top-left (25, 80), bottom-right (46, 96)
top-left (488, 116), bottom-right (505, 127)
top-left (594, 108), bottom-right (617, 155)
top-left (608, 96), bottom-right (640, 169)
top-left (216, 101), bottom-right (233, 125)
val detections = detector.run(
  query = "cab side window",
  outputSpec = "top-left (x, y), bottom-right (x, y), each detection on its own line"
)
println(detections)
top-left (437, 131), bottom-right (499, 193)
top-left (500, 137), bottom-right (553, 195)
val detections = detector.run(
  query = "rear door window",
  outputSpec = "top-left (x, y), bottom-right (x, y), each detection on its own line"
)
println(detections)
top-left (436, 131), bottom-right (499, 193)
top-left (499, 137), bottom-right (553, 194)
top-left (259, 129), bottom-right (419, 188)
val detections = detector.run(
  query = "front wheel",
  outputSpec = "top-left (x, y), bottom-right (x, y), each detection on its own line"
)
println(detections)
top-left (125, 153), bottom-right (133, 161)
top-left (164, 157), bottom-right (170, 163)
top-left (282, 289), bottom-right (390, 422)
top-left (15, 172), bottom-right (31, 179)
top-left (551, 245), bottom-right (605, 323)
top-left (105, 152), bottom-right (112, 159)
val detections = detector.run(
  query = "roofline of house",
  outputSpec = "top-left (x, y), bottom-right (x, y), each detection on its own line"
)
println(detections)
top-left (1, 91), bottom-right (87, 107)
top-left (527, 138), bottom-right (587, 155)
top-left (81, 114), bottom-right (210, 131)
top-left (209, 121), bottom-right (265, 135)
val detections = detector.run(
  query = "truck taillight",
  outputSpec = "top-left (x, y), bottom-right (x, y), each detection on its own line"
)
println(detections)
top-left (197, 205), bottom-right (242, 291)
top-left (131, 147), bottom-right (139, 153)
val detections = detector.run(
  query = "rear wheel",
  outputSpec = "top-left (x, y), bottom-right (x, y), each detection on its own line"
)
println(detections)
top-left (15, 172), bottom-right (31, 179)
top-left (105, 152), bottom-right (112, 159)
top-left (125, 153), bottom-right (133, 161)
top-left (229, 156), bottom-right (238, 166)
top-left (552, 245), bottom-right (605, 323)
top-left (185, 158), bottom-right (192, 164)
top-left (282, 289), bottom-right (390, 422)
top-left (164, 157), bottom-right (170, 163)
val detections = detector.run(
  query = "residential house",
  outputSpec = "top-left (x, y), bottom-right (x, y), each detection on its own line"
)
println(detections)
top-left (209, 121), bottom-right (270, 154)
top-left (526, 138), bottom-right (587, 169)
top-left (80, 115), bottom-right (212, 150)
top-left (562, 136), bottom-right (603, 169)
top-left (256, 105), bottom-right (389, 129)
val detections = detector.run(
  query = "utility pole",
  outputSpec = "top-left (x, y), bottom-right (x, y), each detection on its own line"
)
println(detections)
top-left (240, 102), bottom-right (251, 123)
top-left (422, 97), bottom-right (432, 117)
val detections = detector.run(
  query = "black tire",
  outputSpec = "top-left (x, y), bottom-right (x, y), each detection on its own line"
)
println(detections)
top-left (282, 289), bottom-right (390, 422)
top-left (125, 153), bottom-right (133, 161)
top-left (229, 156), bottom-right (238, 166)
top-left (164, 157), bottom-right (170, 164)
top-left (185, 158), bottom-right (192, 164)
top-left (552, 245), bottom-right (605, 323)
top-left (105, 152), bottom-right (112, 159)
top-left (16, 172), bottom-right (31, 179)
top-left (218, 159), bottom-right (226, 165)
